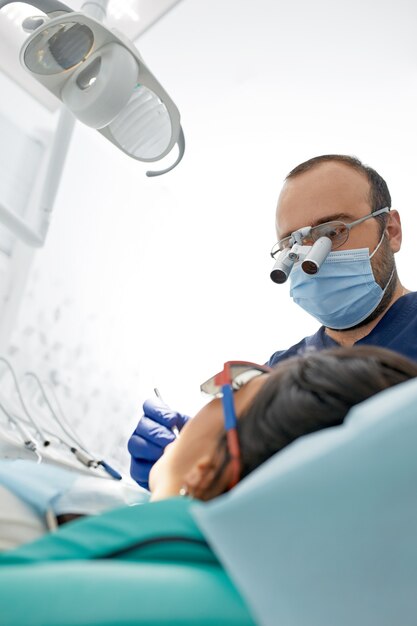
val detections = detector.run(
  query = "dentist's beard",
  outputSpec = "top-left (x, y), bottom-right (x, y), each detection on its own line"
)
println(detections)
top-left (329, 236), bottom-right (397, 332)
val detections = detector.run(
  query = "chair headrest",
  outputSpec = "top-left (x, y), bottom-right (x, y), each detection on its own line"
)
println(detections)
top-left (192, 378), bottom-right (417, 626)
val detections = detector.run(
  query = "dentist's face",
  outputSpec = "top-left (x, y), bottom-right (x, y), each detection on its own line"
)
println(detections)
top-left (275, 161), bottom-right (402, 318)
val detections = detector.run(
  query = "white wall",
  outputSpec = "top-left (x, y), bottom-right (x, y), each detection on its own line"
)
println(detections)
top-left (4, 0), bottom-right (417, 470)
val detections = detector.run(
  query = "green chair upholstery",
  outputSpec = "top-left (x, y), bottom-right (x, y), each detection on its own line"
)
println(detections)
top-left (0, 497), bottom-right (255, 626)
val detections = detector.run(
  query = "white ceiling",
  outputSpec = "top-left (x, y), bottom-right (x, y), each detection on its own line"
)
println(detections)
top-left (0, 0), bottom-right (182, 110)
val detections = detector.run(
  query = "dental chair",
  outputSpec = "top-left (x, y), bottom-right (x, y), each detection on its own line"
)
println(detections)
top-left (1, 378), bottom-right (417, 626)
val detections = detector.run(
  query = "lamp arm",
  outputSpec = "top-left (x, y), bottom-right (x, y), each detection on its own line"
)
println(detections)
top-left (0, 108), bottom-right (75, 248)
top-left (0, 204), bottom-right (43, 247)
top-left (0, 0), bottom-right (72, 15)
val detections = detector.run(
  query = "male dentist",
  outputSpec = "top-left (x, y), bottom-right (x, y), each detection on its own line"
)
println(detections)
top-left (128, 154), bottom-right (416, 488)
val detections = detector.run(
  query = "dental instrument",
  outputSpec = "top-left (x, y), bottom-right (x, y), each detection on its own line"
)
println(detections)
top-left (154, 387), bottom-right (179, 437)
top-left (0, 357), bottom-right (50, 447)
top-left (23, 372), bottom-right (122, 480)
top-left (0, 401), bottom-right (42, 463)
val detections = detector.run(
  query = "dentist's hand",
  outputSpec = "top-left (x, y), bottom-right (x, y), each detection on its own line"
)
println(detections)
top-left (128, 397), bottom-right (191, 489)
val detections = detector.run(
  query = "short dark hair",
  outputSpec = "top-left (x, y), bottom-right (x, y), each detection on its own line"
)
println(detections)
top-left (214, 346), bottom-right (417, 487)
top-left (286, 155), bottom-right (391, 233)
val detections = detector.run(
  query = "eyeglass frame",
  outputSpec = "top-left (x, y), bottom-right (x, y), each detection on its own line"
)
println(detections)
top-left (270, 206), bottom-right (390, 259)
top-left (200, 361), bottom-right (271, 489)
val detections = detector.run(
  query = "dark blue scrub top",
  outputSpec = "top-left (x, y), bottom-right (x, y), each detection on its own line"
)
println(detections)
top-left (268, 292), bottom-right (417, 367)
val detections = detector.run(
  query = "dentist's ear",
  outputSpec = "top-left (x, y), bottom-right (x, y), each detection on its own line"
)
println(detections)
top-left (386, 210), bottom-right (402, 253)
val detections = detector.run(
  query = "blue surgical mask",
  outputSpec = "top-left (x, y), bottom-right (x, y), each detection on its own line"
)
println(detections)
top-left (289, 235), bottom-right (393, 329)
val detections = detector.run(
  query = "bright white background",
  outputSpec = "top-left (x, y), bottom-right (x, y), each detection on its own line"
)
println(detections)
top-left (1, 0), bottom-right (417, 470)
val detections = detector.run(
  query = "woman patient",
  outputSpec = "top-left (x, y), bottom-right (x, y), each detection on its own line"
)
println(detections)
top-left (148, 345), bottom-right (417, 501)
top-left (1, 344), bottom-right (417, 552)
top-left (2, 346), bottom-right (416, 626)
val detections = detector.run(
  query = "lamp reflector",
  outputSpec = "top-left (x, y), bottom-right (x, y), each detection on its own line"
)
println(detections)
top-left (23, 22), bottom-right (94, 74)
top-left (107, 85), bottom-right (172, 159)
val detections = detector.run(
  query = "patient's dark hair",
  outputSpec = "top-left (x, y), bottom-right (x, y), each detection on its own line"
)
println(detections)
top-left (216, 346), bottom-right (417, 485)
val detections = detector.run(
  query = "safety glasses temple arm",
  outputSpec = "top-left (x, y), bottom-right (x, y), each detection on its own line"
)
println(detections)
top-left (221, 384), bottom-right (238, 430)
top-left (373, 206), bottom-right (390, 216)
top-left (346, 206), bottom-right (390, 230)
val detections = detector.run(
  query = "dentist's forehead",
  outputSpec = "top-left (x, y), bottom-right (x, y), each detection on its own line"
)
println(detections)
top-left (275, 162), bottom-right (371, 238)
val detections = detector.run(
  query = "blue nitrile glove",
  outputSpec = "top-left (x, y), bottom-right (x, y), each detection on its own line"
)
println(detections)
top-left (128, 397), bottom-right (190, 489)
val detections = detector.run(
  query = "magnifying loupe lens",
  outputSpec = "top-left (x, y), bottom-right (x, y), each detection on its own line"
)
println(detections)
top-left (301, 259), bottom-right (318, 274)
top-left (24, 23), bottom-right (94, 74)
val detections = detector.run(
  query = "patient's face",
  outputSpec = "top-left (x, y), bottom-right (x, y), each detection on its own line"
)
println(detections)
top-left (149, 373), bottom-right (269, 501)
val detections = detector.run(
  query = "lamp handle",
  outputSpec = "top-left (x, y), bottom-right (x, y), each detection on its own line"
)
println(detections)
top-left (146, 126), bottom-right (186, 177)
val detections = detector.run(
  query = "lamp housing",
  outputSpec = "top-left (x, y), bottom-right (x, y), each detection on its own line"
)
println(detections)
top-left (19, 10), bottom-right (184, 175)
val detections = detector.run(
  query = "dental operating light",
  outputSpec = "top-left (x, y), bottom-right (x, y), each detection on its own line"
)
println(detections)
top-left (0, 0), bottom-right (185, 176)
